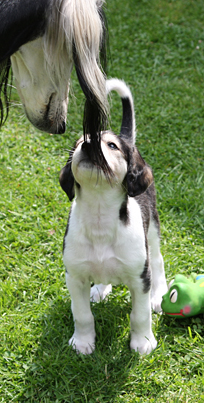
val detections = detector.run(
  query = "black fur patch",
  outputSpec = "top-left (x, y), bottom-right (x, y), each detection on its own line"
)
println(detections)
top-left (119, 198), bottom-right (129, 225)
top-left (140, 233), bottom-right (151, 293)
top-left (63, 208), bottom-right (72, 253)
top-left (0, 0), bottom-right (48, 62)
top-left (140, 258), bottom-right (151, 293)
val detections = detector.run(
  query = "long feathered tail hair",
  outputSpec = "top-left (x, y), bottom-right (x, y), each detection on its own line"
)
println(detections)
top-left (45, 0), bottom-right (110, 174)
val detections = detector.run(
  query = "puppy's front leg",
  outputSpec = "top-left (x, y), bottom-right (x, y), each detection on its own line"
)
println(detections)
top-left (66, 274), bottom-right (96, 354)
top-left (148, 223), bottom-right (168, 312)
top-left (129, 281), bottom-right (157, 355)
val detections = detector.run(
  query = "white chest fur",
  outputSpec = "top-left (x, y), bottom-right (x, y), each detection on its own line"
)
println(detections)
top-left (63, 192), bottom-right (147, 285)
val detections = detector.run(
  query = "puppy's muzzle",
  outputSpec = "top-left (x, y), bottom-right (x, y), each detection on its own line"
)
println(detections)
top-left (81, 138), bottom-right (112, 178)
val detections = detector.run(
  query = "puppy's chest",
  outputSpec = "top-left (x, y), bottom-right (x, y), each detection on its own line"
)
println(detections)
top-left (63, 200), bottom-right (146, 284)
top-left (64, 237), bottom-right (130, 284)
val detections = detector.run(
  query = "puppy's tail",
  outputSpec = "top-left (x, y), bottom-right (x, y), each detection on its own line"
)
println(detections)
top-left (106, 78), bottom-right (136, 146)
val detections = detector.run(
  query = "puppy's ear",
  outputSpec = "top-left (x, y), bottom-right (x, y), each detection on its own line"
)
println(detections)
top-left (126, 148), bottom-right (153, 197)
top-left (59, 153), bottom-right (75, 201)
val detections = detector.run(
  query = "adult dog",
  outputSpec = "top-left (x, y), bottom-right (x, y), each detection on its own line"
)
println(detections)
top-left (60, 79), bottom-right (167, 355)
top-left (0, 0), bottom-right (108, 168)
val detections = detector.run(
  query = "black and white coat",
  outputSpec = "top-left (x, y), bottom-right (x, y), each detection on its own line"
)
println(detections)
top-left (60, 79), bottom-right (167, 355)
top-left (0, 0), bottom-right (108, 165)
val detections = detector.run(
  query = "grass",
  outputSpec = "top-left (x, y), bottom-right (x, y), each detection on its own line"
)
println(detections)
top-left (0, 0), bottom-right (204, 401)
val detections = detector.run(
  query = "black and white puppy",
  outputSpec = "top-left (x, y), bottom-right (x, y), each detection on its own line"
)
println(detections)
top-left (60, 79), bottom-right (167, 355)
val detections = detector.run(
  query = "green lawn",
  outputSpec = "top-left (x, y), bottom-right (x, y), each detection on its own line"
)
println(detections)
top-left (0, 0), bottom-right (204, 401)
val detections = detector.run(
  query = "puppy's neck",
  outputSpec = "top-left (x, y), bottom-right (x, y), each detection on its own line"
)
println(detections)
top-left (74, 184), bottom-right (126, 240)
top-left (75, 183), bottom-right (125, 211)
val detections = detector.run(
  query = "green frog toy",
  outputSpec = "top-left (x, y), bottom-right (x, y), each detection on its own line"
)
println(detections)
top-left (161, 273), bottom-right (204, 318)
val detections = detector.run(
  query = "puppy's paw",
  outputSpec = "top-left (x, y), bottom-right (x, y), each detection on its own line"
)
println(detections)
top-left (130, 332), bottom-right (157, 355)
top-left (90, 284), bottom-right (112, 302)
top-left (151, 295), bottom-right (162, 313)
top-left (69, 335), bottom-right (95, 355)
top-left (151, 284), bottom-right (168, 313)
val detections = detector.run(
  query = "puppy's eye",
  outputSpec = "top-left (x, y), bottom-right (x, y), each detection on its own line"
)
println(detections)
top-left (170, 289), bottom-right (178, 303)
top-left (107, 142), bottom-right (119, 150)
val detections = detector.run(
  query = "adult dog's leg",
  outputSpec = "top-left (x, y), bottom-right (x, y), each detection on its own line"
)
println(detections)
top-left (66, 274), bottom-right (95, 354)
top-left (129, 281), bottom-right (157, 355)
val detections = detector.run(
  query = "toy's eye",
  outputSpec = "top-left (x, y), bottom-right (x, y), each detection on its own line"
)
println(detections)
top-left (107, 142), bottom-right (119, 150)
top-left (170, 289), bottom-right (178, 303)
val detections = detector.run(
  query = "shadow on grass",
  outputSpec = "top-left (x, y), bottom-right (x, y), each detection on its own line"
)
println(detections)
top-left (14, 267), bottom-right (204, 403)
top-left (14, 288), bottom-right (204, 402)
top-left (18, 294), bottom-right (133, 402)
top-left (18, 291), bottom-right (166, 403)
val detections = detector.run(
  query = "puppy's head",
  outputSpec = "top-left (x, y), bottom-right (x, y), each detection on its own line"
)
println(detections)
top-left (59, 131), bottom-right (153, 201)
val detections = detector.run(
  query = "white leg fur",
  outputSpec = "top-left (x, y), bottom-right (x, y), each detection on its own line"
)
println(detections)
top-left (90, 283), bottom-right (112, 302)
top-left (129, 282), bottom-right (157, 354)
top-left (148, 221), bottom-right (168, 312)
top-left (66, 273), bottom-right (96, 354)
